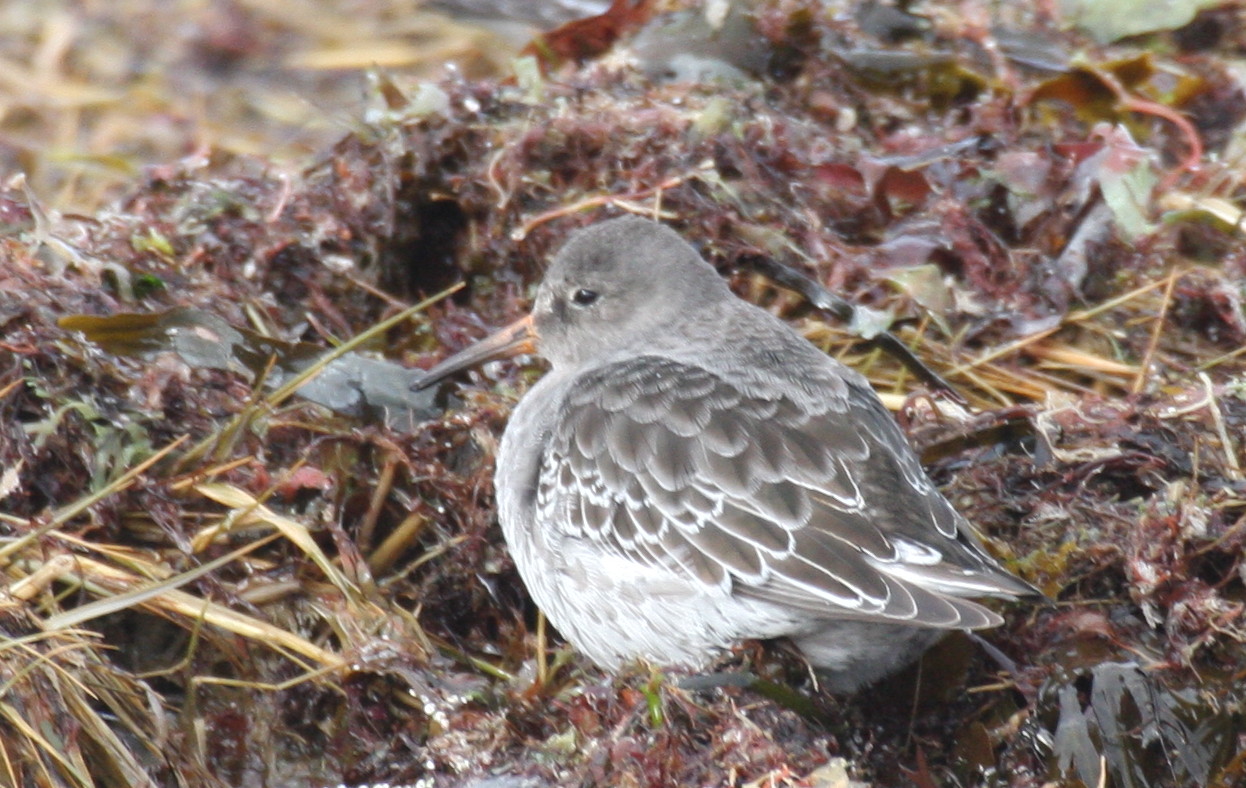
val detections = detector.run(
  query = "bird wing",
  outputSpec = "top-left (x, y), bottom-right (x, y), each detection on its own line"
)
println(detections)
top-left (536, 354), bottom-right (1034, 629)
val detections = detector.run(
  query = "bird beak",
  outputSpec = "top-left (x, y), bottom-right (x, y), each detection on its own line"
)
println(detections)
top-left (411, 314), bottom-right (537, 390)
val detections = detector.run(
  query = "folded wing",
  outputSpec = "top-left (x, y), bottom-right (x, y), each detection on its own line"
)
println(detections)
top-left (536, 355), bottom-right (1036, 630)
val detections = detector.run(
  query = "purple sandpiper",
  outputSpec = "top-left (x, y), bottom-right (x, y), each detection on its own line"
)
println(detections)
top-left (417, 216), bottom-right (1037, 691)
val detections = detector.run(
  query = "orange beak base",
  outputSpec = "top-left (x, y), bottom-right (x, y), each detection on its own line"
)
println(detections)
top-left (411, 315), bottom-right (537, 390)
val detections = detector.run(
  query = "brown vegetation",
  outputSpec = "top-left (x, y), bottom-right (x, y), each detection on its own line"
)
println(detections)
top-left (2, 1), bottom-right (1245, 786)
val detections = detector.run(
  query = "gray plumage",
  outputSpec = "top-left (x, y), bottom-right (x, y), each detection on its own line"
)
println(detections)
top-left (463, 216), bottom-right (1035, 691)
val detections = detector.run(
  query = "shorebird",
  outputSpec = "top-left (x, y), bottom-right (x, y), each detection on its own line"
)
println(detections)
top-left (416, 216), bottom-right (1036, 691)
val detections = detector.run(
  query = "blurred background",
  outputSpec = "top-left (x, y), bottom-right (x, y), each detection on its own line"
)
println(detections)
top-left (0, 0), bottom-right (609, 212)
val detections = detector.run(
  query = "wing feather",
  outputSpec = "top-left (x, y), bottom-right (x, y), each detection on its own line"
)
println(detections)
top-left (540, 354), bottom-right (1030, 628)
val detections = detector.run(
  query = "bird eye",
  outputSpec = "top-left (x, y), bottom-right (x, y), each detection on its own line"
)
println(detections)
top-left (571, 288), bottom-right (599, 307)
